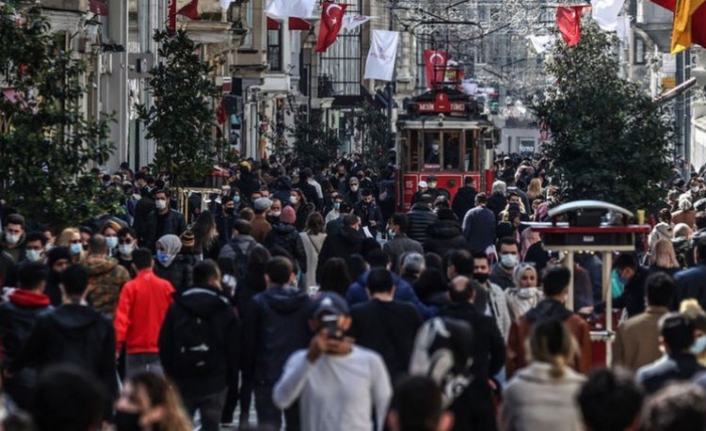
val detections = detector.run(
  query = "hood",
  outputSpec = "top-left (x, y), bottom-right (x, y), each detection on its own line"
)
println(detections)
top-left (262, 285), bottom-right (310, 315)
top-left (427, 220), bottom-right (462, 239)
top-left (49, 304), bottom-right (102, 332)
top-left (272, 223), bottom-right (297, 235)
top-left (83, 255), bottom-right (119, 276)
top-left (175, 286), bottom-right (230, 317)
top-left (525, 298), bottom-right (573, 324)
top-left (339, 227), bottom-right (364, 246)
top-left (410, 203), bottom-right (433, 212)
top-left (10, 289), bottom-right (51, 308)
top-left (516, 362), bottom-right (584, 385)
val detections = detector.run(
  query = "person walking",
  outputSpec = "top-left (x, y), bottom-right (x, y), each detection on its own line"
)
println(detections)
top-left (300, 213), bottom-right (326, 290)
top-left (462, 193), bottom-right (496, 253)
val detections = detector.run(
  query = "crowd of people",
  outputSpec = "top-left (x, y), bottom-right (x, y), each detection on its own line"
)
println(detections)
top-left (0, 154), bottom-right (706, 431)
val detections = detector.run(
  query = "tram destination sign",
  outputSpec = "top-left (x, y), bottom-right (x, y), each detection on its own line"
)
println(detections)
top-left (416, 93), bottom-right (467, 115)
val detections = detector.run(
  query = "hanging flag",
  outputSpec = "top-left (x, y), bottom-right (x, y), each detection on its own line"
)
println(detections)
top-left (167, 0), bottom-right (177, 31)
top-left (266, 0), bottom-right (317, 19)
top-left (316, 2), bottom-right (348, 52)
top-left (267, 17), bottom-right (312, 30)
top-left (217, 99), bottom-right (227, 125)
top-left (651, 0), bottom-right (706, 52)
top-left (177, 0), bottom-right (200, 20)
top-left (343, 15), bottom-right (375, 31)
top-left (591, 0), bottom-right (626, 31)
top-left (89, 0), bottom-right (109, 16)
top-left (526, 35), bottom-right (556, 53)
top-left (363, 30), bottom-right (399, 82)
top-left (556, 6), bottom-right (586, 46)
top-left (423, 50), bottom-right (448, 88)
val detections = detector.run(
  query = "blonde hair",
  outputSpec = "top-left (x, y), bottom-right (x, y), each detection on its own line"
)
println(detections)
top-left (129, 373), bottom-right (192, 431)
top-left (527, 178), bottom-right (543, 201)
top-left (57, 227), bottom-right (80, 248)
top-left (529, 319), bottom-right (576, 379)
top-left (650, 238), bottom-right (680, 269)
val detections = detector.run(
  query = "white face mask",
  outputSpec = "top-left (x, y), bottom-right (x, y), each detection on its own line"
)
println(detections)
top-left (26, 250), bottom-right (43, 262)
top-left (351, 185), bottom-right (359, 192)
top-left (432, 144), bottom-right (440, 152)
top-left (155, 199), bottom-right (167, 210)
top-left (106, 237), bottom-right (118, 249)
top-left (271, 211), bottom-right (282, 217)
top-left (118, 243), bottom-right (134, 256)
top-left (290, 196), bottom-right (299, 205)
top-left (500, 253), bottom-right (519, 269)
top-left (5, 233), bottom-right (20, 245)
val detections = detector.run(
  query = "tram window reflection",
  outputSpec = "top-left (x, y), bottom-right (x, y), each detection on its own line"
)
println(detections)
top-left (443, 132), bottom-right (460, 170)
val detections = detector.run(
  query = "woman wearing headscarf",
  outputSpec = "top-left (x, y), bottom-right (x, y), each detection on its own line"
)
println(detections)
top-left (153, 234), bottom-right (193, 293)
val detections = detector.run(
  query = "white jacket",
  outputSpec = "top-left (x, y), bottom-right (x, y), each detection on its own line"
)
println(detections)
top-left (488, 282), bottom-right (512, 341)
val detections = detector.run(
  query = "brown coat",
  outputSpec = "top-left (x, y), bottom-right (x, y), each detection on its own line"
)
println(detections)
top-left (671, 209), bottom-right (696, 228)
top-left (506, 308), bottom-right (592, 379)
top-left (251, 215), bottom-right (272, 244)
top-left (612, 306), bottom-right (668, 371)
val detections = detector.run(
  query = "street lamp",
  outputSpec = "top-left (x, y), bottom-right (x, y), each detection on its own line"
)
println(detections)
top-left (302, 28), bottom-right (317, 122)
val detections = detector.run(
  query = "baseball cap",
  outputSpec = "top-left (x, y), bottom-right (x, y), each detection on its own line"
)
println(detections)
top-left (313, 292), bottom-right (350, 318)
top-left (418, 181), bottom-right (428, 188)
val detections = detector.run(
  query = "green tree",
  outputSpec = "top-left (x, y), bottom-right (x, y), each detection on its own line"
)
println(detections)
top-left (138, 30), bottom-right (224, 187)
top-left (533, 23), bottom-right (672, 211)
top-left (281, 110), bottom-right (341, 172)
top-left (0, 3), bottom-right (116, 229)
top-left (355, 101), bottom-right (389, 168)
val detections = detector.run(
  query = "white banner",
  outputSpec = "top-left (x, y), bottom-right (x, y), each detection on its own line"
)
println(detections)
top-left (265, 0), bottom-right (316, 19)
top-left (363, 30), bottom-right (399, 82)
top-left (343, 15), bottom-right (375, 31)
top-left (591, 0), bottom-right (626, 31)
top-left (526, 35), bottom-right (556, 54)
top-left (219, 0), bottom-right (232, 10)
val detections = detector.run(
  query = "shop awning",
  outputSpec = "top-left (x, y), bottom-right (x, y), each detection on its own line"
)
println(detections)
top-left (267, 17), bottom-right (312, 30)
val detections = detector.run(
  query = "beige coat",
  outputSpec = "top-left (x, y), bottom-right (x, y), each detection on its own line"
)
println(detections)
top-left (613, 306), bottom-right (669, 371)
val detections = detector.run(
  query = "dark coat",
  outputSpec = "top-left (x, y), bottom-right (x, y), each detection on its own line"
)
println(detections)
top-left (316, 226), bottom-right (364, 281)
top-left (637, 353), bottom-right (705, 395)
top-left (462, 206), bottom-right (496, 253)
top-left (406, 204), bottom-right (438, 245)
top-left (354, 201), bottom-right (384, 238)
top-left (294, 180), bottom-right (321, 211)
top-left (487, 193), bottom-right (506, 221)
top-left (383, 235), bottom-right (424, 273)
top-left (452, 186), bottom-right (477, 221)
top-left (674, 264), bottom-right (706, 311)
top-left (424, 220), bottom-right (468, 258)
top-left (265, 223), bottom-right (307, 273)
top-left (133, 190), bottom-right (155, 244)
top-left (159, 286), bottom-right (240, 397)
top-left (143, 209), bottom-right (188, 251)
top-left (153, 255), bottom-right (195, 293)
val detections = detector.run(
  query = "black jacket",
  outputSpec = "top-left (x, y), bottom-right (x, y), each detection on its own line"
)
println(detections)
top-left (674, 264), bottom-right (706, 312)
top-left (294, 180), bottom-right (321, 211)
top-left (143, 209), bottom-right (188, 251)
top-left (159, 286), bottom-right (240, 397)
top-left (452, 186), bottom-right (477, 221)
top-left (265, 223), bottom-right (307, 273)
top-left (316, 226), bottom-right (364, 281)
top-left (637, 353), bottom-right (705, 395)
top-left (439, 302), bottom-right (505, 431)
top-left (242, 285), bottom-right (313, 385)
top-left (134, 190), bottom-right (155, 244)
top-left (615, 266), bottom-right (650, 317)
top-left (424, 220), bottom-right (469, 258)
top-left (354, 201), bottom-right (384, 238)
top-left (487, 193), bottom-right (506, 221)
top-left (154, 254), bottom-right (195, 293)
top-left (9, 303), bottom-right (117, 401)
top-left (406, 204), bottom-right (438, 245)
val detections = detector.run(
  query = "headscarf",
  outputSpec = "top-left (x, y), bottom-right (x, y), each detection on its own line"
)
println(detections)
top-left (156, 234), bottom-right (182, 268)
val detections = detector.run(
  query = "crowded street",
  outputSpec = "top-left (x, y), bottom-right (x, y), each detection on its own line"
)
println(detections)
top-left (2, 0), bottom-right (706, 430)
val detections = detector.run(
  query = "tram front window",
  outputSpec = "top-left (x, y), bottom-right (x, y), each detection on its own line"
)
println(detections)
top-left (422, 131), bottom-right (461, 171)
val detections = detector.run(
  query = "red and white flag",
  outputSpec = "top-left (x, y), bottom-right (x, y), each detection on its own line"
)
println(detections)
top-left (556, 6), bottom-right (586, 46)
top-left (424, 50), bottom-right (448, 88)
top-left (316, 2), bottom-right (348, 52)
top-left (177, 0), bottom-right (200, 20)
top-left (167, 0), bottom-right (177, 31)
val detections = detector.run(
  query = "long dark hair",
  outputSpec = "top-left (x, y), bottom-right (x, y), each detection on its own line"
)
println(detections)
top-left (191, 211), bottom-right (217, 252)
top-left (320, 258), bottom-right (351, 296)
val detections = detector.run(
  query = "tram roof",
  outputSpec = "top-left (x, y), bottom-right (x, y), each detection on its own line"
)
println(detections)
top-left (396, 116), bottom-right (495, 130)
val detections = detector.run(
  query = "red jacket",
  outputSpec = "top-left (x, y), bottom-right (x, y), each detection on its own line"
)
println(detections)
top-left (114, 269), bottom-right (174, 354)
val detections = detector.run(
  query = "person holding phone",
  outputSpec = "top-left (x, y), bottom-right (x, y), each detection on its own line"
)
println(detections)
top-left (273, 292), bottom-right (393, 431)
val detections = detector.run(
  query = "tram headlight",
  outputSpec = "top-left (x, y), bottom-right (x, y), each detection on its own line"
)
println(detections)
top-left (437, 113), bottom-right (445, 127)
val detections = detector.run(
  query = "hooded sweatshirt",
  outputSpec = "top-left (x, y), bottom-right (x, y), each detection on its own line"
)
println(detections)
top-left (83, 254), bottom-right (131, 317)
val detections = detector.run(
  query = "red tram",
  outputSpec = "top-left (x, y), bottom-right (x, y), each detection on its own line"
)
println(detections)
top-left (395, 68), bottom-right (498, 211)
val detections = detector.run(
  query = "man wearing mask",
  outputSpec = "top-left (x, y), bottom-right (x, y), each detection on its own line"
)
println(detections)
top-left (215, 196), bottom-right (238, 248)
top-left (267, 199), bottom-right (283, 225)
top-left (425, 141), bottom-right (441, 164)
top-left (425, 175), bottom-right (450, 201)
top-left (251, 198), bottom-right (273, 245)
top-left (20, 232), bottom-right (47, 265)
top-left (324, 193), bottom-right (344, 226)
top-left (411, 181), bottom-right (429, 205)
top-left (133, 173), bottom-right (155, 241)
top-left (44, 247), bottom-right (71, 306)
top-left (383, 214), bottom-right (423, 273)
top-left (472, 251), bottom-right (511, 341)
top-left (1, 214), bottom-right (26, 264)
top-left (116, 227), bottom-right (138, 277)
top-left (490, 237), bottom-right (520, 290)
top-left (330, 164), bottom-right (349, 196)
top-left (354, 189), bottom-right (384, 239)
top-left (83, 235), bottom-right (131, 318)
top-left (142, 189), bottom-right (187, 251)
top-left (347, 177), bottom-right (362, 205)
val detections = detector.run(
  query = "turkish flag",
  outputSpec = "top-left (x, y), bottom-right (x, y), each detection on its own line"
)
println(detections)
top-left (177, 0), bottom-right (200, 20)
top-left (424, 50), bottom-right (448, 88)
top-left (267, 17), bottom-right (312, 30)
top-left (217, 99), bottom-right (227, 125)
top-left (556, 6), bottom-right (586, 46)
top-left (315, 2), bottom-right (348, 53)
top-left (651, 0), bottom-right (706, 52)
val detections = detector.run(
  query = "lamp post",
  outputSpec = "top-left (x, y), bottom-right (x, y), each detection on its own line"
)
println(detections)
top-left (302, 28), bottom-right (317, 122)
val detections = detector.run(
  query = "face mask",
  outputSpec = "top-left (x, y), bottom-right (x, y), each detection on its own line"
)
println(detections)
top-left (691, 334), bottom-right (706, 355)
top-left (44, 243), bottom-right (54, 252)
top-left (5, 233), bottom-right (20, 245)
top-left (351, 185), bottom-right (359, 192)
top-left (334, 202), bottom-right (341, 210)
top-left (429, 181), bottom-right (437, 188)
top-left (473, 273), bottom-right (489, 284)
top-left (114, 411), bottom-right (141, 431)
top-left (387, 229), bottom-right (395, 239)
top-left (119, 243), bottom-right (134, 256)
top-left (290, 196), bottom-right (299, 205)
top-left (156, 251), bottom-right (170, 264)
top-left (233, 195), bottom-right (241, 203)
top-left (106, 237), bottom-right (118, 249)
top-left (155, 199), bottom-right (167, 210)
top-left (70, 243), bottom-right (82, 255)
top-left (271, 211), bottom-right (281, 218)
top-left (226, 207), bottom-right (235, 215)
top-left (693, 187), bottom-right (700, 193)
top-left (432, 144), bottom-right (439, 152)
top-left (500, 254), bottom-right (519, 269)
top-left (26, 250), bottom-right (43, 262)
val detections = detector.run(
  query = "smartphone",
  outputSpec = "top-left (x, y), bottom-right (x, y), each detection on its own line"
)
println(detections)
top-left (321, 314), bottom-right (342, 340)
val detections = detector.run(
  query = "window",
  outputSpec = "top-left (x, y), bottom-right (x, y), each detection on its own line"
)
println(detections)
top-left (319, 0), bottom-right (361, 96)
top-left (267, 29), bottom-right (282, 71)
top-left (242, 1), bottom-right (253, 48)
top-left (635, 38), bottom-right (646, 65)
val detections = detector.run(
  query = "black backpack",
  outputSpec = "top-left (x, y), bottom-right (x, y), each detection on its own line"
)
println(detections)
top-left (172, 305), bottom-right (220, 376)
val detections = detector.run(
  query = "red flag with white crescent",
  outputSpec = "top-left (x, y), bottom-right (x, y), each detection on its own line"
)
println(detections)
top-left (315, 2), bottom-right (348, 53)
top-left (556, 6), bottom-right (586, 47)
top-left (424, 50), bottom-right (448, 88)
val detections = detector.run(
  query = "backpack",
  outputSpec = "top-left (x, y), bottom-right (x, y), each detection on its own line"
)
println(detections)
top-left (172, 304), bottom-right (220, 376)
top-left (227, 241), bottom-right (257, 273)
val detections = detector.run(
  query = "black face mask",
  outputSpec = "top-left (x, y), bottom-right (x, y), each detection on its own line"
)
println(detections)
top-left (473, 273), bottom-right (489, 284)
top-left (115, 411), bottom-right (142, 431)
top-left (225, 207), bottom-right (235, 215)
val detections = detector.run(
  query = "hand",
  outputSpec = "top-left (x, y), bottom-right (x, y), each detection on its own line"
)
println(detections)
top-left (307, 329), bottom-right (328, 363)
top-left (370, 221), bottom-right (377, 227)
